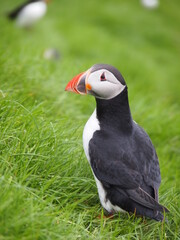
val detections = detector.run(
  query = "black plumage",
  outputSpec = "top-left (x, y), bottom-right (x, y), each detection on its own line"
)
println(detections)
top-left (89, 87), bottom-right (168, 221)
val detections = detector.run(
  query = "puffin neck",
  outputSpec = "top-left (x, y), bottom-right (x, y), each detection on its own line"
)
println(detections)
top-left (95, 87), bottom-right (133, 133)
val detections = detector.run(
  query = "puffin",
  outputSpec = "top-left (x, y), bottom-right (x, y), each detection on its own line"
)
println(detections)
top-left (7, 0), bottom-right (50, 28)
top-left (65, 64), bottom-right (169, 221)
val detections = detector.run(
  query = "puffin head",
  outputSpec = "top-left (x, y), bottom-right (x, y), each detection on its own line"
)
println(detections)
top-left (65, 64), bottom-right (126, 100)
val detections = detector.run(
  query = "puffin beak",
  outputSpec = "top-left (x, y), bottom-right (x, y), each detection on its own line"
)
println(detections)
top-left (44, 0), bottom-right (51, 3)
top-left (65, 71), bottom-right (89, 95)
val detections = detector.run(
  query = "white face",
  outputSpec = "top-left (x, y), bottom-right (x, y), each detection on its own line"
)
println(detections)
top-left (86, 69), bottom-right (126, 100)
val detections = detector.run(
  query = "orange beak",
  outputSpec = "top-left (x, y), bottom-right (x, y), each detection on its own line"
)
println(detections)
top-left (65, 71), bottom-right (89, 95)
top-left (44, 0), bottom-right (51, 4)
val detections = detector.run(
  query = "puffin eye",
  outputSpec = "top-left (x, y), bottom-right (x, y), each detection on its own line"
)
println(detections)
top-left (100, 72), bottom-right (106, 81)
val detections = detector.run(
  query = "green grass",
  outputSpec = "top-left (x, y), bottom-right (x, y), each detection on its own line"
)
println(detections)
top-left (0, 0), bottom-right (180, 239)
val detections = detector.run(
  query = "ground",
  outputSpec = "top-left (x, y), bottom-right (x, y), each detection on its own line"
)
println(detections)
top-left (0, 0), bottom-right (180, 239)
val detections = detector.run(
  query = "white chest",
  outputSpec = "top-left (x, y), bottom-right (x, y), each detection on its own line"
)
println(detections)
top-left (17, 2), bottom-right (47, 27)
top-left (83, 109), bottom-right (100, 162)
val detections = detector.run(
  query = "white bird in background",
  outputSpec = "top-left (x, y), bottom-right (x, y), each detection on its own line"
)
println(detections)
top-left (7, 0), bottom-right (51, 28)
top-left (141, 0), bottom-right (159, 9)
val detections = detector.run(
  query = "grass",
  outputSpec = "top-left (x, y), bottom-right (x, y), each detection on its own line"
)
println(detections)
top-left (0, 0), bottom-right (180, 239)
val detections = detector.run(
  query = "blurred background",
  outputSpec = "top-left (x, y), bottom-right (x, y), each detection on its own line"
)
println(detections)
top-left (0, 0), bottom-right (180, 239)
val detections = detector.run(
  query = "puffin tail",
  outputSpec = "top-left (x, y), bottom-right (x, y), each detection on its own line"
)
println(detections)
top-left (135, 207), bottom-right (168, 222)
top-left (153, 211), bottom-right (168, 222)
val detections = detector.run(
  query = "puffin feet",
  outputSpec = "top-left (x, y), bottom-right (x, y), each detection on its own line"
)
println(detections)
top-left (97, 213), bottom-right (114, 219)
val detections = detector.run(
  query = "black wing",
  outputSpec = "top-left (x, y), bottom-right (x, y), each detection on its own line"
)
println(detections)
top-left (89, 128), bottom-right (168, 212)
top-left (7, 0), bottom-right (36, 20)
top-left (133, 123), bottom-right (161, 190)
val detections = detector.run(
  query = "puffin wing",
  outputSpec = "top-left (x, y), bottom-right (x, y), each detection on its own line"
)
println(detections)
top-left (133, 124), bottom-right (162, 191)
top-left (89, 131), bottom-right (143, 189)
top-left (89, 131), bottom-right (168, 212)
top-left (90, 149), bottom-right (141, 189)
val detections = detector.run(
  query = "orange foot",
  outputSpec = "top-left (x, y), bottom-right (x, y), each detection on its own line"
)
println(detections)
top-left (97, 214), bottom-right (114, 219)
